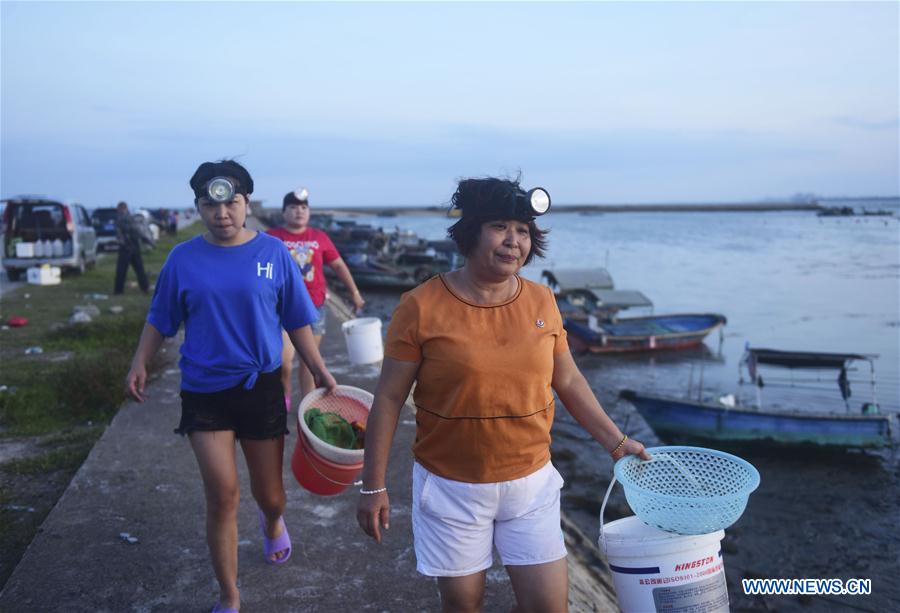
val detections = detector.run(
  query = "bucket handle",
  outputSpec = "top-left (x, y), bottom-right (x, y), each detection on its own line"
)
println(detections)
top-left (298, 437), bottom-right (362, 487)
top-left (600, 451), bottom-right (702, 552)
top-left (599, 474), bottom-right (617, 554)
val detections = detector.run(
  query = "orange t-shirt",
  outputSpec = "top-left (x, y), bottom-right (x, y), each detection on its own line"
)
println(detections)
top-left (384, 274), bottom-right (569, 483)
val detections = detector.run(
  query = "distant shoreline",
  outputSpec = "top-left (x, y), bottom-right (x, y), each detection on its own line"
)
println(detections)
top-left (311, 201), bottom-right (825, 216)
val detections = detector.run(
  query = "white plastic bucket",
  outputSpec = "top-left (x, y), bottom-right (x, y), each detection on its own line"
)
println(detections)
top-left (341, 317), bottom-right (383, 365)
top-left (599, 473), bottom-right (729, 613)
top-left (600, 517), bottom-right (728, 613)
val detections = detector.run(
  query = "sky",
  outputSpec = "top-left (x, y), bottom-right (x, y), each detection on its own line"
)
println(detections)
top-left (1, 1), bottom-right (898, 209)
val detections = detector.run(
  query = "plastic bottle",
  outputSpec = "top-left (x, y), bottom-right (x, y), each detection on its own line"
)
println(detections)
top-left (34, 240), bottom-right (45, 257)
top-left (44, 239), bottom-right (53, 258)
top-left (52, 238), bottom-right (64, 257)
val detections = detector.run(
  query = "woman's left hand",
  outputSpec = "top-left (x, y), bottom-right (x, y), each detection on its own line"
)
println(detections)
top-left (612, 437), bottom-right (652, 462)
top-left (351, 290), bottom-right (365, 314)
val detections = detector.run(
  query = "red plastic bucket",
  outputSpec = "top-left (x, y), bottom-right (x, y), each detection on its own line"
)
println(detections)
top-left (291, 430), bottom-right (364, 496)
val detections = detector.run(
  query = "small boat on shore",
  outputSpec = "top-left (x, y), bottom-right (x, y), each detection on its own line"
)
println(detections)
top-left (542, 268), bottom-right (726, 353)
top-left (620, 347), bottom-right (895, 450)
top-left (565, 313), bottom-right (727, 353)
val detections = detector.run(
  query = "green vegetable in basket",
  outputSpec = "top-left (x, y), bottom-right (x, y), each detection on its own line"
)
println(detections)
top-left (304, 407), bottom-right (357, 450)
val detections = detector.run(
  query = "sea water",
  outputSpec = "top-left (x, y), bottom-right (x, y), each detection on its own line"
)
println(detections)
top-left (358, 201), bottom-right (900, 415)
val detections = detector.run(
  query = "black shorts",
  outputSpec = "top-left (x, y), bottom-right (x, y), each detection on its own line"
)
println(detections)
top-left (176, 368), bottom-right (288, 440)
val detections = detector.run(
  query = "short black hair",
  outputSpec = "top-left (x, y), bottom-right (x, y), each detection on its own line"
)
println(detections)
top-left (451, 177), bottom-right (534, 222)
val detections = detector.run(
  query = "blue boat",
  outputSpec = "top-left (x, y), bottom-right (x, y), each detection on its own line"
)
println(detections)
top-left (620, 348), bottom-right (894, 450)
top-left (564, 313), bottom-right (727, 353)
top-left (541, 269), bottom-right (726, 353)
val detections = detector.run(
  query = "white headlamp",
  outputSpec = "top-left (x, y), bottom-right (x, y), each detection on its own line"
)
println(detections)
top-left (206, 177), bottom-right (236, 203)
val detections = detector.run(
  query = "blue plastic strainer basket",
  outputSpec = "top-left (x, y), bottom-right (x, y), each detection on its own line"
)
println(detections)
top-left (608, 446), bottom-right (760, 536)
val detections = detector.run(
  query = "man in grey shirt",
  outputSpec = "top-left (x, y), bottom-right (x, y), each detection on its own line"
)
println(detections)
top-left (113, 201), bottom-right (150, 295)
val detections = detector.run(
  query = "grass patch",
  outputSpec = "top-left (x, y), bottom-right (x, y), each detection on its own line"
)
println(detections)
top-left (1, 445), bottom-right (93, 476)
top-left (0, 319), bottom-right (146, 435)
top-left (0, 223), bottom-right (203, 436)
top-left (35, 424), bottom-right (106, 448)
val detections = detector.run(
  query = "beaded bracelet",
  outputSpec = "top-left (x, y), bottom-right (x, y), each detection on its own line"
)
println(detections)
top-left (609, 434), bottom-right (628, 456)
top-left (359, 487), bottom-right (387, 495)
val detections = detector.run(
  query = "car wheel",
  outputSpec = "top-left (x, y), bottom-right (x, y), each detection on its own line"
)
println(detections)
top-left (6, 269), bottom-right (22, 282)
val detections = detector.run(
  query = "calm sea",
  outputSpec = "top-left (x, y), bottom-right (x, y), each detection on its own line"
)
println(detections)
top-left (356, 199), bottom-right (900, 416)
top-left (353, 199), bottom-right (900, 610)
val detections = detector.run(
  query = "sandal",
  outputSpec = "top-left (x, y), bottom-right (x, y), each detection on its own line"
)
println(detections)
top-left (211, 603), bottom-right (238, 613)
top-left (257, 509), bottom-right (292, 565)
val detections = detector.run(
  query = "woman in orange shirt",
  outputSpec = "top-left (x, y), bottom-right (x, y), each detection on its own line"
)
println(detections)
top-left (357, 177), bottom-right (650, 612)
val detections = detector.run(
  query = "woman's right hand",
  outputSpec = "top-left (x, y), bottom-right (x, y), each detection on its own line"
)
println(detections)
top-left (612, 436), bottom-right (652, 462)
top-left (357, 490), bottom-right (390, 543)
top-left (125, 363), bottom-right (148, 402)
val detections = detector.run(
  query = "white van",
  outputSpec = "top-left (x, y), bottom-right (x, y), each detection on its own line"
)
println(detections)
top-left (2, 198), bottom-right (98, 281)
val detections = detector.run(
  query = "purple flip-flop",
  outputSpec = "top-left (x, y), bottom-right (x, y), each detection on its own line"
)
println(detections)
top-left (211, 603), bottom-right (238, 613)
top-left (257, 509), bottom-right (292, 565)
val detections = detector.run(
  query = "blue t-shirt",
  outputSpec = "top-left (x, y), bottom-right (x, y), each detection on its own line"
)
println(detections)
top-left (148, 233), bottom-right (319, 392)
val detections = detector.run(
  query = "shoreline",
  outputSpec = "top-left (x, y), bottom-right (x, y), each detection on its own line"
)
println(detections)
top-left (302, 201), bottom-right (824, 216)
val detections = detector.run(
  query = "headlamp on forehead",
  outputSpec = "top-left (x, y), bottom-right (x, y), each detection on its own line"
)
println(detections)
top-left (504, 186), bottom-right (551, 220)
top-left (206, 177), bottom-right (236, 203)
top-left (523, 188), bottom-right (551, 216)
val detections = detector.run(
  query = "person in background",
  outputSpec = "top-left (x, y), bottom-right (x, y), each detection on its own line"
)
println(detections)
top-left (357, 177), bottom-right (650, 613)
top-left (113, 200), bottom-right (151, 295)
top-left (267, 187), bottom-right (365, 410)
top-left (167, 209), bottom-right (178, 236)
top-left (125, 160), bottom-right (337, 613)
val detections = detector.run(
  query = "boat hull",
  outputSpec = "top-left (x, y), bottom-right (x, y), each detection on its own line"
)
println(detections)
top-left (620, 390), bottom-right (893, 449)
top-left (565, 313), bottom-right (726, 353)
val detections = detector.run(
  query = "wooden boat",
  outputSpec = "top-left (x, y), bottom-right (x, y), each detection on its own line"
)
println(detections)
top-left (620, 348), bottom-right (894, 449)
top-left (542, 269), bottom-right (726, 353)
top-left (565, 313), bottom-right (727, 353)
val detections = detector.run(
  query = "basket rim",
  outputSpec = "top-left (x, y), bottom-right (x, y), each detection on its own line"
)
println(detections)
top-left (614, 445), bottom-right (761, 502)
top-left (297, 385), bottom-right (373, 457)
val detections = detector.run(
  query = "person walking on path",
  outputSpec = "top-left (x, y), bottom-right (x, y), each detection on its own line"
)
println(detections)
top-left (357, 177), bottom-right (650, 613)
top-left (125, 160), bottom-right (337, 613)
top-left (267, 187), bottom-right (365, 409)
top-left (113, 200), bottom-right (151, 294)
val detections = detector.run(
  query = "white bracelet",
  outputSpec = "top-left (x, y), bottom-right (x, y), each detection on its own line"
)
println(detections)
top-left (359, 487), bottom-right (387, 495)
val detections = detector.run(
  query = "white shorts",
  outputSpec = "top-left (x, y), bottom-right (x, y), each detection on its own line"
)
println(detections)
top-left (411, 461), bottom-right (568, 577)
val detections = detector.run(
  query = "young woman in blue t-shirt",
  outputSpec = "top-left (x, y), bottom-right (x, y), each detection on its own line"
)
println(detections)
top-left (125, 160), bottom-right (336, 613)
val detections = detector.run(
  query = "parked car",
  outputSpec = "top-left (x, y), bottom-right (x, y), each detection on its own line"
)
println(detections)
top-left (90, 207), bottom-right (120, 251)
top-left (2, 197), bottom-right (98, 281)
